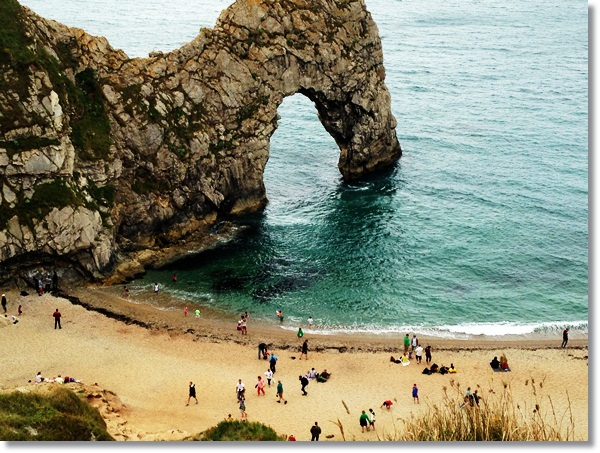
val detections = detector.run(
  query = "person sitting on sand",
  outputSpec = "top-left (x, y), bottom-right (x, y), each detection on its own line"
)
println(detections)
top-left (316, 370), bottom-right (330, 383)
top-left (429, 363), bottom-right (439, 373)
top-left (490, 356), bottom-right (500, 369)
top-left (449, 363), bottom-right (457, 373)
top-left (35, 372), bottom-right (44, 383)
top-left (381, 400), bottom-right (393, 410)
top-left (500, 354), bottom-right (509, 371)
top-left (308, 368), bottom-right (318, 380)
top-left (400, 353), bottom-right (410, 366)
top-left (390, 356), bottom-right (402, 364)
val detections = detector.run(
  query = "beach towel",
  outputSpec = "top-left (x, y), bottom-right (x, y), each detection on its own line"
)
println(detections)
top-left (402, 360), bottom-right (410, 366)
top-left (492, 367), bottom-right (511, 372)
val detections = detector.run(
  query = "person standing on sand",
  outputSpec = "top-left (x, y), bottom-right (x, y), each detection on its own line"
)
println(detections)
top-left (310, 422), bottom-right (321, 441)
top-left (269, 353), bottom-right (278, 374)
top-left (154, 283), bottom-right (159, 294)
top-left (415, 344), bottom-right (424, 364)
top-left (264, 369), bottom-right (273, 387)
top-left (255, 376), bottom-right (266, 396)
top-left (411, 335), bottom-right (419, 352)
top-left (53, 308), bottom-right (62, 329)
top-left (236, 379), bottom-right (245, 402)
top-left (184, 306), bottom-right (188, 317)
top-left (276, 380), bottom-right (287, 404)
top-left (186, 381), bottom-right (198, 405)
top-left (300, 339), bottom-right (308, 360)
top-left (1, 294), bottom-right (7, 313)
top-left (412, 384), bottom-right (419, 404)
top-left (404, 334), bottom-right (410, 354)
top-left (562, 328), bottom-right (569, 348)
top-left (239, 397), bottom-right (247, 421)
top-left (425, 345), bottom-right (433, 365)
top-left (18, 305), bottom-right (22, 316)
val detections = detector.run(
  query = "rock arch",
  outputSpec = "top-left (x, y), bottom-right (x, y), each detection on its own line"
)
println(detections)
top-left (0, 0), bottom-right (401, 281)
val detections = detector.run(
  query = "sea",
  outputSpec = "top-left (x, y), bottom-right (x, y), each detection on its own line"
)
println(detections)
top-left (19, 0), bottom-right (589, 339)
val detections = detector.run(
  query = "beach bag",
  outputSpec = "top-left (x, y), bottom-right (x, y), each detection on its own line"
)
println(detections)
top-left (422, 368), bottom-right (431, 375)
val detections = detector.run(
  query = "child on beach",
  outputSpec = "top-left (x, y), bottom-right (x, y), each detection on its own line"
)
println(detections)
top-left (360, 410), bottom-right (370, 432)
top-left (239, 397), bottom-right (247, 421)
top-left (368, 408), bottom-right (376, 430)
top-left (381, 400), bottom-right (393, 410)
top-left (412, 384), bottom-right (419, 403)
top-left (264, 369), bottom-right (273, 387)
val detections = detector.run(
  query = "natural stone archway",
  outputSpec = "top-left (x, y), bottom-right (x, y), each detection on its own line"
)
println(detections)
top-left (0, 0), bottom-right (401, 282)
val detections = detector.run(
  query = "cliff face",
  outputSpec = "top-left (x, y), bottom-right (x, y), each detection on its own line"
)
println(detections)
top-left (0, 0), bottom-right (401, 285)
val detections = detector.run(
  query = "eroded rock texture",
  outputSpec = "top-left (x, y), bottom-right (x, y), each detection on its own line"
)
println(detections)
top-left (0, 0), bottom-right (401, 284)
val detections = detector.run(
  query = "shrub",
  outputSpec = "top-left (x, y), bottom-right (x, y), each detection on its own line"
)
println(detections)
top-left (191, 420), bottom-right (286, 441)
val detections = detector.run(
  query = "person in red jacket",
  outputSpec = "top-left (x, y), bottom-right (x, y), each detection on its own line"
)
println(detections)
top-left (53, 308), bottom-right (62, 329)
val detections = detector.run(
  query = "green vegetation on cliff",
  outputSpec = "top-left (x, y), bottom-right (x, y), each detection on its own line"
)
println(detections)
top-left (0, 0), bottom-right (36, 67)
top-left (191, 420), bottom-right (286, 441)
top-left (0, 386), bottom-right (114, 441)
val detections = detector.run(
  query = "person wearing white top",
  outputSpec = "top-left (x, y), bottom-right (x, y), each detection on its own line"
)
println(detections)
top-left (264, 369), bottom-right (273, 387)
top-left (236, 379), bottom-right (245, 401)
top-left (415, 345), bottom-right (424, 364)
top-left (308, 316), bottom-right (314, 327)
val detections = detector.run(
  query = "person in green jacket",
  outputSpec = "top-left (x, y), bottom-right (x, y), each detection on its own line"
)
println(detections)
top-left (360, 410), bottom-right (370, 432)
top-left (276, 380), bottom-right (287, 404)
top-left (404, 333), bottom-right (411, 354)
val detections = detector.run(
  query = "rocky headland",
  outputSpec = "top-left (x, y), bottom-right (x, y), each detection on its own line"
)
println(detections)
top-left (0, 0), bottom-right (401, 287)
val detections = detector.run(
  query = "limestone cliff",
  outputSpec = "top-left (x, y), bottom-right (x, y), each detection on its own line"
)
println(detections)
top-left (0, 0), bottom-right (401, 285)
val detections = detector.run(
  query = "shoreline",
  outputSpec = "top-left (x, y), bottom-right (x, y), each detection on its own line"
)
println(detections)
top-left (65, 285), bottom-right (588, 353)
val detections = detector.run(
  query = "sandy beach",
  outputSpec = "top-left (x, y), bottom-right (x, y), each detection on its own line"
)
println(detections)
top-left (0, 286), bottom-right (588, 442)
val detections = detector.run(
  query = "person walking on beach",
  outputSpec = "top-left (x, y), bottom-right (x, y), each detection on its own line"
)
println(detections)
top-left (236, 379), bottom-right (245, 402)
top-left (310, 422), bottom-right (321, 441)
top-left (184, 306), bottom-right (188, 317)
top-left (368, 408), bottom-right (376, 430)
top-left (240, 316), bottom-right (247, 335)
top-left (239, 397), bottom-right (247, 421)
top-left (256, 376), bottom-right (266, 396)
top-left (299, 375), bottom-right (309, 396)
top-left (297, 327), bottom-right (304, 339)
top-left (18, 305), bottom-right (22, 316)
top-left (269, 353), bottom-right (278, 374)
top-left (360, 410), bottom-right (370, 432)
top-left (308, 316), bottom-right (314, 327)
top-left (186, 381), bottom-right (198, 405)
top-left (258, 342), bottom-right (268, 360)
top-left (1, 294), bottom-right (7, 313)
top-left (265, 369), bottom-right (273, 387)
top-left (415, 344), bottom-right (424, 364)
top-left (276, 380), bottom-right (287, 404)
top-left (53, 308), bottom-right (62, 329)
top-left (425, 345), bottom-right (433, 365)
top-left (300, 339), bottom-right (308, 360)
top-left (404, 334), bottom-right (410, 354)
top-left (412, 384), bottom-right (419, 404)
top-left (562, 328), bottom-right (569, 348)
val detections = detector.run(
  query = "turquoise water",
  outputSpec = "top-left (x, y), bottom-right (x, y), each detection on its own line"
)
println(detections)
top-left (21, 0), bottom-right (588, 338)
